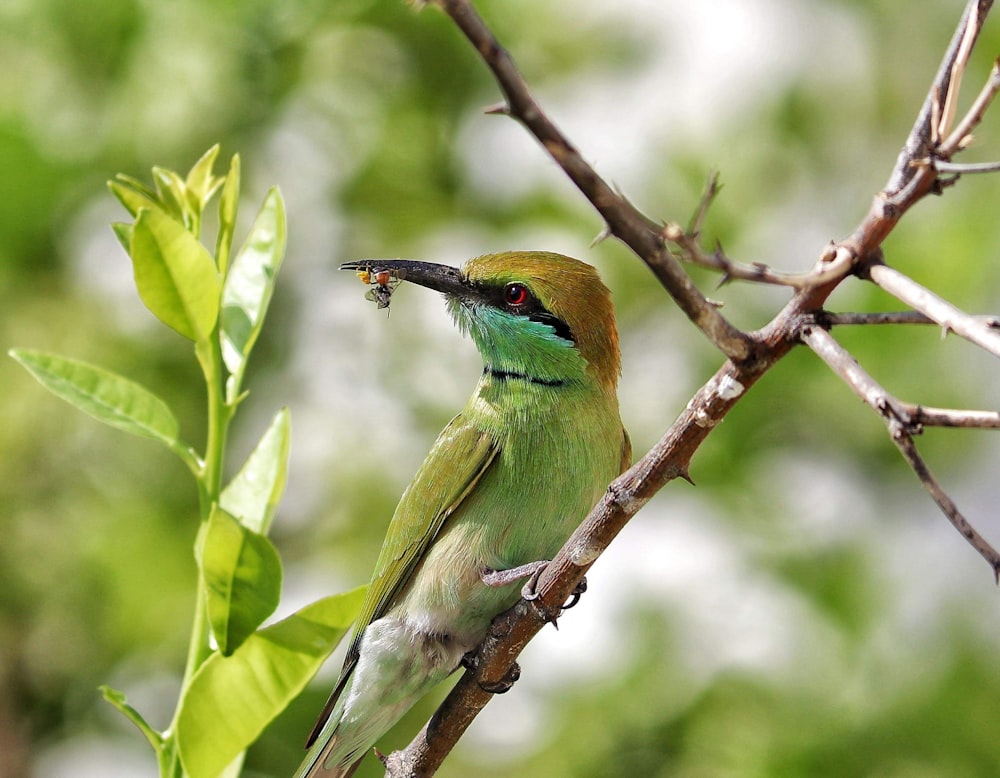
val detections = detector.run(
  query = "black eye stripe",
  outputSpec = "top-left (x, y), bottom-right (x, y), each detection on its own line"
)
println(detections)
top-left (470, 281), bottom-right (575, 343)
top-left (529, 312), bottom-right (575, 344)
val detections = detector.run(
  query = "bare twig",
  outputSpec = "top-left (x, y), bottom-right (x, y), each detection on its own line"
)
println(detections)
top-left (939, 56), bottom-right (1000, 155)
top-left (801, 324), bottom-right (1000, 579)
top-left (936, 0), bottom-right (979, 144)
top-left (822, 310), bottom-right (1000, 327)
top-left (686, 171), bottom-right (720, 237)
top-left (899, 402), bottom-right (1000, 429)
top-left (834, 0), bottom-right (994, 267)
top-left (884, 0), bottom-right (994, 195)
top-left (933, 159), bottom-right (1000, 173)
top-left (664, 164), bottom-right (857, 290)
top-left (665, 223), bottom-right (859, 289)
top-left (861, 258), bottom-right (1000, 357)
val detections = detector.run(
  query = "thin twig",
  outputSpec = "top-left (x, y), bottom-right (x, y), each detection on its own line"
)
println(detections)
top-left (823, 311), bottom-right (939, 326)
top-left (933, 159), bottom-right (1000, 173)
top-left (801, 324), bottom-right (1000, 579)
top-left (899, 402), bottom-right (1000, 429)
top-left (936, 0), bottom-right (979, 143)
top-left (885, 0), bottom-right (994, 194)
top-left (664, 176), bottom-right (856, 289)
top-left (662, 222), bottom-right (811, 288)
top-left (822, 311), bottom-right (1000, 327)
top-left (665, 224), bottom-right (858, 289)
top-left (686, 171), bottom-right (721, 236)
top-left (861, 258), bottom-right (1000, 357)
top-left (833, 1), bottom-right (992, 265)
top-left (939, 56), bottom-right (1000, 155)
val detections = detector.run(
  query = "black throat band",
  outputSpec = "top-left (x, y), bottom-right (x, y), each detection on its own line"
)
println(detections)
top-left (484, 366), bottom-right (566, 388)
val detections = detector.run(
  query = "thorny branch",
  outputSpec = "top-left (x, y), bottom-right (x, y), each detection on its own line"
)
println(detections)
top-left (800, 323), bottom-right (1000, 579)
top-left (381, 1), bottom-right (1000, 775)
top-left (663, 173), bottom-right (857, 289)
top-left (860, 257), bottom-right (1000, 357)
top-left (434, 0), bottom-right (753, 361)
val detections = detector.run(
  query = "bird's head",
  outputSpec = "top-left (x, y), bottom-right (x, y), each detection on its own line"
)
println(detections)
top-left (342, 251), bottom-right (621, 393)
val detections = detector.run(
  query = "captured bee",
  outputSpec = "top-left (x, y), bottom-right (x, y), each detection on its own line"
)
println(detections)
top-left (354, 267), bottom-right (401, 311)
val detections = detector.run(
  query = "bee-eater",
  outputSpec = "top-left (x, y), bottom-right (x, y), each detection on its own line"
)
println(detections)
top-left (296, 251), bottom-right (630, 777)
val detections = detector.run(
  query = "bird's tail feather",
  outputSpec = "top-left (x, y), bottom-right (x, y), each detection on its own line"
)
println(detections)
top-left (293, 732), bottom-right (361, 778)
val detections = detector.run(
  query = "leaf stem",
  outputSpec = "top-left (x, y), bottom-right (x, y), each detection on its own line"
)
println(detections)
top-left (163, 333), bottom-right (233, 776)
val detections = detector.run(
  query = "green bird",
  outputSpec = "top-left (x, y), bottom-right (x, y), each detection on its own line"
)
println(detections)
top-left (296, 251), bottom-right (630, 777)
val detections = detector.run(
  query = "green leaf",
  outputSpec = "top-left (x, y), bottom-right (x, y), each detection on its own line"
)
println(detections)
top-left (9, 349), bottom-right (179, 446)
top-left (111, 221), bottom-right (133, 253)
top-left (108, 177), bottom-right (160, 218)
top-left (185, 144), bottom-right (223, 212)
top-left (215, 154), bottom-right (241, 275)
top-left (152, 165), bottom-right (188, 223)
top-left (130, 206), bottom-right (221, 342)
top-left (220, 407), bottom-right (290, 535)
top-left (221, 187), bottom-right (286, 380)
top-left (202, 507), bottom-right (282, 656)
top-left (100, 685), bottom-right (164, 754)
top-left (176, 588), bottom-right (365, 778)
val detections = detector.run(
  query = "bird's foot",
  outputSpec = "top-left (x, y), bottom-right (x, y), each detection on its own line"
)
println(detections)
top-left (480, 560), bottom-right (550, 599)
top-left (461, 650), bottom-right (521, 694)
top-left (481, 562), bottom-right (589, 606)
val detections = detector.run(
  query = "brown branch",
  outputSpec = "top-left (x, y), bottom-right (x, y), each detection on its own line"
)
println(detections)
top-left (884, 0), bottom-right (993, 195)
top-left (800, 323), bottom-right (1000, 578)
top-left (846, 0), bottom-right (994, 258)
top-left (663, 173), bottom-right (813, 288)
top-left (436, 0), bottom-right (753, 361)
top-left (665, 221), bottom-right (857, 289)
top-left (379, 2), bottom-right (1000, 775)
top-left (385, 356), bottom-right (784, 777)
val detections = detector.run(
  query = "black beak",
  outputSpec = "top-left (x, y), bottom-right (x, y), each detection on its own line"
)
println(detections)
top-left (340, 260), bottom-right (467, 297)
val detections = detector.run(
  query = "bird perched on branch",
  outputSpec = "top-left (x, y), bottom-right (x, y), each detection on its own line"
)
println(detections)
top-left (296, 251), bottom-right (630, 777)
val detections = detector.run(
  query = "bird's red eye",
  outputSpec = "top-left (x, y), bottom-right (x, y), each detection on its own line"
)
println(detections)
top-left (504, 283), bottom-right (528, 306)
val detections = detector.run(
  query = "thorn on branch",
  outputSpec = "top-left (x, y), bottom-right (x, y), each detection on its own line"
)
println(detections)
top-left (590, 224), bottom-right (612, 247)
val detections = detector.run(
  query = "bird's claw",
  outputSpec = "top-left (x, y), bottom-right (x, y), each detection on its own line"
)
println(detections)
top-left (479, 662), bottom-right (521, 694)
top-left (480, 562), bottom-right (588, 626)
top-left (562, 576), bottom-right (588, 610)
top-left (519, 566), bottom-right (546, 601)
top-left (462, 650), bottom-right (521, 694)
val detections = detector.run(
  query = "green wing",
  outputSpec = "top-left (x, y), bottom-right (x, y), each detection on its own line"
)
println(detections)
top-left (306, 413), bottom-right (498, 745)
top-left (348, 413), bottom-right (498, 659)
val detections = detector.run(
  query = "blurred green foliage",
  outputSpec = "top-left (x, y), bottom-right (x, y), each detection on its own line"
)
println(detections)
top-left (3, 1), bottom-right (999, 777)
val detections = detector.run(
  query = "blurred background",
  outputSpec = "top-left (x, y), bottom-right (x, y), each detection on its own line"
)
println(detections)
top-left (3, 0), bottom-right (1000, 775)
